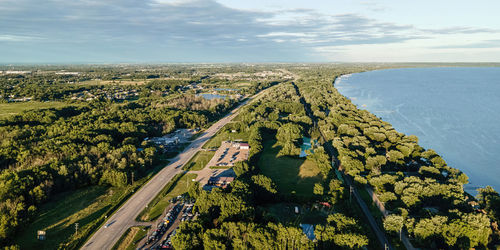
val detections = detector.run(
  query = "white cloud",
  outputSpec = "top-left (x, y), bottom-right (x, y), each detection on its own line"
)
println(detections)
top-left (0, 34), bottom-right (42, 42)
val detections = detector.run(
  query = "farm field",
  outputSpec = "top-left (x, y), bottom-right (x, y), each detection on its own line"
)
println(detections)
top-left (0, 101), bottom-right (72, 119)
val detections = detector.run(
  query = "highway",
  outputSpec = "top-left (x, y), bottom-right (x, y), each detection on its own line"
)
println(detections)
top-left (82, 94), bottom-right (260, 250)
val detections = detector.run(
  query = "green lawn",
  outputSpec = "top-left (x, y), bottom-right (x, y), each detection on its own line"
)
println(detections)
top-left (202, 129), bottom-right (249, 149)
top-left (112, 226), bottom-right (148, 250)
top-left (14, 185), bottom-right (133, 249)
top-left (258, 140), bottom-right (322, 199)
top-left (183, 151), bottom-right (215, 171)
top-left (138, 173), bottom-right (197, 222)
top-left (262, 203), bottom-right (329, 225)
top-left (0, 101), bottom-right (73, 119)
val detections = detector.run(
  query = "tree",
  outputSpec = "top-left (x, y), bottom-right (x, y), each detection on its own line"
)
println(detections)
top-left (386, 150), bottom-right (404, 165)
top-left (328, 179), bottom-right (344, 204)
top-left (233, 161), bottom-right (251, 177)
top-left (172, 221), bottom-right (204, 249)
top-left (379, 192), bottom-right (397, 203)
top-left (313, 183), bottom-right (324, 196)
top-left (251, 175), bottom-right (277, 194)
top-left (413, 216), bottom-right (447, 243)
top-left (307, 147), bottom-right (331, 178)
top-left (276, 123), bottom-right (302, 156)
top-left (383, 215), bottom-right (404, 238)
top-left (188, 181), bottom-right (201, 199)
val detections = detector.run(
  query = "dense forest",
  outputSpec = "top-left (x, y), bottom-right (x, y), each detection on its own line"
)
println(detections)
top-left (0, 66), bottom-right (283, 247)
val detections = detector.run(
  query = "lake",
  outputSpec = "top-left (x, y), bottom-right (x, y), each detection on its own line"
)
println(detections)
top-left (336, 67), bottom-right (500, 194)
top-left (197, 93), bottom-right (227, 100)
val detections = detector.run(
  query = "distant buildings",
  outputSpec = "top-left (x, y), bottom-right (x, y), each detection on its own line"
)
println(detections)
top-left (55, 72), bottom-right (80, 75)
top-left (3, 70), bottom-right (31, 75)
top-left (145, 129), bottom-right (196, 153)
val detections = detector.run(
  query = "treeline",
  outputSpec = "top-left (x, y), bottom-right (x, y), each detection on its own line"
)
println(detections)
top-left (172, 83), bottom-right (369, 249)
top-left (0, 97), bottom-right (235, 245)
top-left (291, 66), bottom-right (499, 249)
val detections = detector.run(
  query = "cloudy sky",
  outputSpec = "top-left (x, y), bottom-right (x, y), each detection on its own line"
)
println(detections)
top-left (1, 0), bottom-right (499, 63)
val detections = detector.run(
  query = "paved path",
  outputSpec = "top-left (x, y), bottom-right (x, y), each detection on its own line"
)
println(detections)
top-left (82, 94), bottom-right (261, 250)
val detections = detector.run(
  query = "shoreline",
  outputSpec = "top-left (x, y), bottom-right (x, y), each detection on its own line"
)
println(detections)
top-left (332, 71), bottom-right (486, 198)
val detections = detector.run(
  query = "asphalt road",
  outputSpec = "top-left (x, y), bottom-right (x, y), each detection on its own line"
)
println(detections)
top-left (82, 96), bottom-right (257, 250)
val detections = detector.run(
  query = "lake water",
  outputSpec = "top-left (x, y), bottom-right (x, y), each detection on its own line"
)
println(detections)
top-left (197, 93), bottom-right (227, 100)
top-left (336, 67), bottom-right (500, 194)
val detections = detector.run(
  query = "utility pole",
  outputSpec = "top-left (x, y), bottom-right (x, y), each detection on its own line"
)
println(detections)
top-left (75, 223), bottom-right (79, 236)
top-left (349, 185), bottom-right (353, 204)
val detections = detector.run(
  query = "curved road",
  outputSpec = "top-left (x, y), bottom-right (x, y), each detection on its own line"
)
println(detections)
top-left (82, 93), bottom-right (263, 250)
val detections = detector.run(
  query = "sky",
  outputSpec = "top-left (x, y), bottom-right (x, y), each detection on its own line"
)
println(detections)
top-left (1, 0), bottom-right (500, 63)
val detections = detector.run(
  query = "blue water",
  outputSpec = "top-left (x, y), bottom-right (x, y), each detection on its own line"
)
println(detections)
top-left (336, 67), bottom-right (500, 194)
top-left (197, 93), bottom-right (227, 100)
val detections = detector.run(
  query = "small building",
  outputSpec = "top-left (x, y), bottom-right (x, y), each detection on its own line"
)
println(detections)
top-left (239, 143), bottom-right (249, 150)
top-left (207, 177), bottom-right (235, 188)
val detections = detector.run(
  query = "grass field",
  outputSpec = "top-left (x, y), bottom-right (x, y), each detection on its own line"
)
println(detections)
top-left (202, 128), bottom-right (249, 149)
top-left (112, 226), bottom-right (148, 250)
top-left (138, 173), bottom-right (197, 222)
top-left (258, 140), bottom-right (322, 199)
top-left (14, 185), bottom-right (132, 249)
top-left (183, 151), bottom-right (215, 171)
top-left (262, 203), bottom-right (328, 225)
top-left (13, 158), bottom-right (169, 249)
top-left (0, 101), bottom-right (73, 119)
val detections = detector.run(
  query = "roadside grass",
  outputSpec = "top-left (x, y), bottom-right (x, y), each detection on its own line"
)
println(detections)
top-left (202, 129), bottom-right (249, 149)
top-left (13, 158), bottom-right (169, 249)
top-left (137, 173), bottom-right (197, 222)
top-left (14, 185), bottom-right (132, 249)
top-left (0, 101), bottom-right (74, 119)
top-left (209, 166), bottom-right (231, 169)
top-left (357, 187), bottom-right (385, 222)
top-left (258, 140), bottom-right (322, 199)
top-left (111, 226), bottom-right (148, 250)
top-left (182, 151), bottom-right (215, 171)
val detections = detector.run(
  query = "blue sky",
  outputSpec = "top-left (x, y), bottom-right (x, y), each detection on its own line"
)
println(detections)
top-left (1, 0), bottom-right (499, 63)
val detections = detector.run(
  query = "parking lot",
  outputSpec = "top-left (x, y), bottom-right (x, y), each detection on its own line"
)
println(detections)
top-left (206, 141), bottom-right (249, 167)
top-left (137, 197), bottom-right (196, 249)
